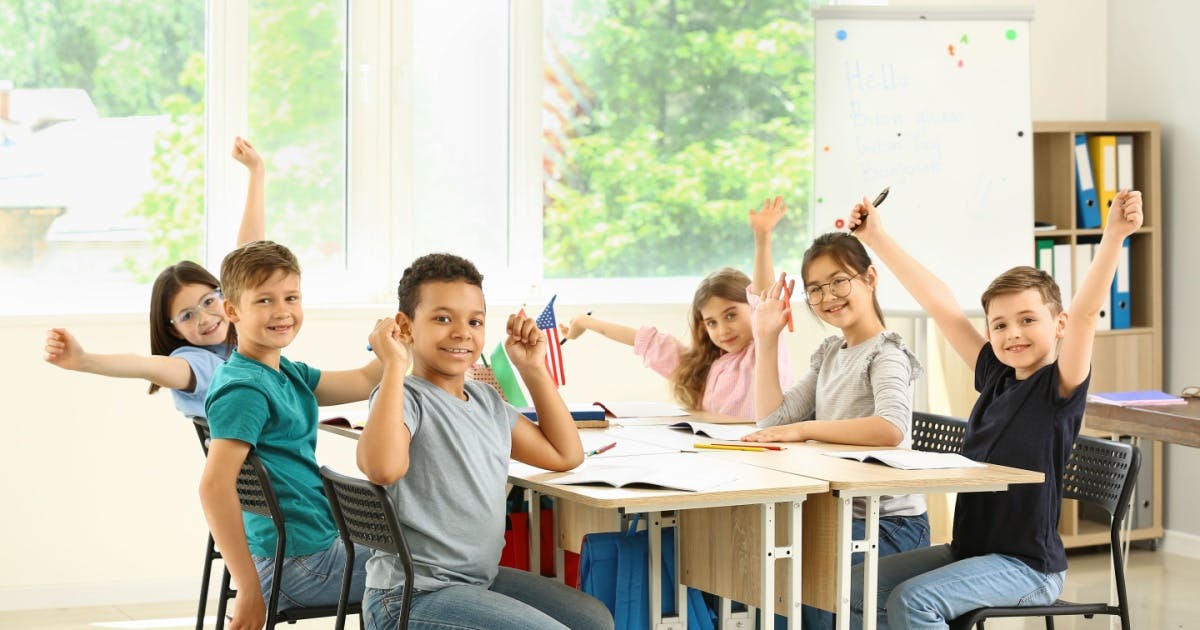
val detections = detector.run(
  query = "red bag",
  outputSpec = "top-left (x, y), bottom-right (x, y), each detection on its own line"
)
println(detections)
top-left (500, 507), bottom-right (582, 588)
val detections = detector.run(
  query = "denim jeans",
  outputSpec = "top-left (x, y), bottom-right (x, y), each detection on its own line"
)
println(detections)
top-left (849, 544), bottom-right (1065, 630)
top-left (800, 512), bottom-right (930, 630)
top-left (252, 538), bottom-right (370, 611)
top-left (364, 566), bottom-right (614, 630)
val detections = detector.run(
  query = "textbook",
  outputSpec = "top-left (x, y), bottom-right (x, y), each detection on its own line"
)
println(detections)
top-left (592, 401), bottom-right (688, 418)
top-left (319, 408), bottom-right (369, 430)
top-left (668, 420), bottom-right (757, 442)
top-left (824, 449), bottom-right (984, 470)
top-left (1088, 390), bottom-right (1187, 407)
top-left (519, 403), bottom-right (610, 428)
top-left (550, 462), bottom-right (736, 492)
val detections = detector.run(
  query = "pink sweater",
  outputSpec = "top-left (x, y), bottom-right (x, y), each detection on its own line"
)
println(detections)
top-left (633, 323), bottom-right (791, 420)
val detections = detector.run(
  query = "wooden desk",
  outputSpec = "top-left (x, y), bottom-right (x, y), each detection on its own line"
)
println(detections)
top-left (510, 453), bottom-right (827, 629)
top-left (1085, 399), bottom-right (1200, 448)
top-left (606, 425), bottom-right (1044, 630)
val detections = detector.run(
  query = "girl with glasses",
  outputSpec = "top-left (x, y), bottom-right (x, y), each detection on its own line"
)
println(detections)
top-left (557, 197), bottom-right (793, 419)
top-left (744, 229), bottom-right (930, 630)
top-left (43, 137), bottom-right (266, 419)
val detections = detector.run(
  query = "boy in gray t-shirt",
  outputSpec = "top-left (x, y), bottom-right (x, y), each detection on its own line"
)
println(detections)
top-left (357, 253), bottom-right (613, 630)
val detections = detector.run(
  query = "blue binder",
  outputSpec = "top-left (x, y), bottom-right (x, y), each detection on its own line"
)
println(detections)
top-left (1111, 238), bottom-right (1131, 329)
top-left (1075, 134), bottom-right (1101, 228)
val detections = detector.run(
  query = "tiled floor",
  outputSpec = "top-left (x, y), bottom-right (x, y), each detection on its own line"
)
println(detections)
top-left (2, 548), bottom-right (1197, 629)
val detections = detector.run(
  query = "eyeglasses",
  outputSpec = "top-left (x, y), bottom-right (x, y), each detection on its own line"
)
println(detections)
top-left (805, 274), bottom-right (858, 305)
top-left (170, 290), bottom-right (224, 328)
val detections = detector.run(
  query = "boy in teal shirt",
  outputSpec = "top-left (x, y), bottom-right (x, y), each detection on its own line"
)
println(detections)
top-left (200, 240), bottom-right (384, 630)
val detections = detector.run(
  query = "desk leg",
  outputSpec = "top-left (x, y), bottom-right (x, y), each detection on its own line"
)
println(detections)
top-left (759, 502), bottom-right (776, 624)
top-left (862, 497), bottom-right (881, 630)
top-left (835, 495), bottom-right (880, 630)
top-left (783, 500), bottom-right (803, 628)
top-left (552, 497), bottom-right (565, 582)
top-left (529, 489), bottom-right (541, 577)
top-left (648, 512), bottom-right (686, 630)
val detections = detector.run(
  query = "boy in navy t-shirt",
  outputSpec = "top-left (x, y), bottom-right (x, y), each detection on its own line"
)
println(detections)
top-left (845, 189), bottom-right (1144, 628)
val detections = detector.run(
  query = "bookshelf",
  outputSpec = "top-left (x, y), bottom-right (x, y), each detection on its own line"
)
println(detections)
top-left (1032, 121), bottom-right (1164, 548)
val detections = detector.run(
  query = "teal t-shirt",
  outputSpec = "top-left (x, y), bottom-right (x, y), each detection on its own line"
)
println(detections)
top-left (205, 352), bottom-right (336, 558)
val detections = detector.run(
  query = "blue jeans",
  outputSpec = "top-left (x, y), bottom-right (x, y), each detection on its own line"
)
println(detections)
top-left (365, 566), bottom-right (614, 630)
top-left (800, 513), bottom-right (930, 630)
top-left (849, 544), bottom-right (1065, 630)
top-left (252, 538), bottom-right (369, 611)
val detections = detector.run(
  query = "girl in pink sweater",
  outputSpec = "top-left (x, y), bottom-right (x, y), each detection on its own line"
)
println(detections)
top-left (559, 197), bottom-right (791, 419)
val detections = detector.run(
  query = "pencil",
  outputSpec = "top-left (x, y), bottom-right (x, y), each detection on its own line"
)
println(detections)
top-left (710, 441), bottom-right (783, 451)
top-left (693, 442), bottom-right (768, 452)
top-left (586, 441), bottom-right (617, 457)
top-left (782, 280), bottom-right (795, 333)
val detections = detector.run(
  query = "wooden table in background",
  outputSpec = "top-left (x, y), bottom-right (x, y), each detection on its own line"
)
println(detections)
top-left (1085, 399), bottom-right (1200, 448)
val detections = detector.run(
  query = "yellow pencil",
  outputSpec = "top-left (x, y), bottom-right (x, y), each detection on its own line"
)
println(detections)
top-left (693, 442), bottom-right (767, 452)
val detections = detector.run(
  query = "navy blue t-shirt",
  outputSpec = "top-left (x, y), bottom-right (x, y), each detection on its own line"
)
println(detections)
top-left (950, 344), bottom-right (1089, 573)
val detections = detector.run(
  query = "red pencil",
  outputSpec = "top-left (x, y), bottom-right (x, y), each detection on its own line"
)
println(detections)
top-left (782, 281), bottom-right (795, 332)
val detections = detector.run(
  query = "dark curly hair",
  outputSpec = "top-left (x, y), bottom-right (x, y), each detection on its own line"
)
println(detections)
top-left (397, 253), bottom-right (485, 317)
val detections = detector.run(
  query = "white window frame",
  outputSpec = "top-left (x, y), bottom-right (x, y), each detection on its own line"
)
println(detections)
top-left (204, 0), bottom-right (702, 310)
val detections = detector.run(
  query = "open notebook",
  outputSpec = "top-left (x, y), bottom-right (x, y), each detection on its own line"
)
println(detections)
top-left (319, 408), bottom-right (369, 430)
top-left (824, 450), bottom-right (984, 470)
top-left (668, 420), bottom-right (756, 442)
top-left (550, 462), bottom-right (736, 492)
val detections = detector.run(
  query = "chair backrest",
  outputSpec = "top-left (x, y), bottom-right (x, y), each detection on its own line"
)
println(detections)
top-left (191, 417), bottom-right (284, 523)
top-left (911, 411), bottom-right (968, 454)
top-left (319, 466), bottom-right (414, 560)
top-left (1063, 435), bottom-right (1141, 522)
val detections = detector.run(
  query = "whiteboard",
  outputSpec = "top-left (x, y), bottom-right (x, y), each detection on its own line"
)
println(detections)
top-left (813, 7), bottom-right (1034, 315)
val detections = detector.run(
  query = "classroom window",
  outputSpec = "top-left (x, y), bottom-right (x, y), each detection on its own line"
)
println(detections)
top-left (247, 0), bottom-right (347, 275)
top-left (0, 1), bottom-right (206, 314)
top-left (541, 0), bottom-right (815, 295)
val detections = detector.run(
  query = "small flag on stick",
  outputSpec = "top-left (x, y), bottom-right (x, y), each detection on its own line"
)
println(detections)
top-left (536, 295), bottom-right (567, 387)
top-left (489, 343), bottom-right (528, 406)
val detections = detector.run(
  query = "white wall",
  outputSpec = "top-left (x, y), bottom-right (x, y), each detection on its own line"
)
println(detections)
top-left (9, 0), bottom-right (1184, 610)
top-left (1107, 0), bottom-right (1200, 545)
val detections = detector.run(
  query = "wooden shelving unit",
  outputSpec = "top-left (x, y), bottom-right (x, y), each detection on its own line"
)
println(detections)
top-left (1032, 121), bottom-right (1164, 547)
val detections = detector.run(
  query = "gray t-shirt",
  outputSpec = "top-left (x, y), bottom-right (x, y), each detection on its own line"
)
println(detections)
top-left (365, 376), bottom-right (521, 592)
top-left (759, 331), bottom-right (926, 519)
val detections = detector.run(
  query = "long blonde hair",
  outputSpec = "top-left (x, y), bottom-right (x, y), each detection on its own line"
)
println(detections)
top-left (672, 267), bottom-right (752, 410)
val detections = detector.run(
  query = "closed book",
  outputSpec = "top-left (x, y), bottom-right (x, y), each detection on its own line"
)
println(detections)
top-left (520, 402), bottom-right (609, 428)
top-left (1088, 390), bottom-right (1186, 406)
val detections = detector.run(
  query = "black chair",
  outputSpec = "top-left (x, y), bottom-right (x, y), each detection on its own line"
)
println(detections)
top-left (320, 465), bottom-right (416, 630)
top-left (191, 418), bottom-right (221, 630)
top-left (911, 411), bottom-right (968, 454)
top-left (951, 435), bottom-right (1141, 630)
top-left (193, 418), bottom-right (358, 628)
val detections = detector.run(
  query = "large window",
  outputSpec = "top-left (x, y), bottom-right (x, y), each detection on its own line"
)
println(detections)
top-left (542, 1), bottom-right (814, 294)
top-left (0, 0), bottom-right (205, 313)
top-left (1, 0), bottom-right (817, 314)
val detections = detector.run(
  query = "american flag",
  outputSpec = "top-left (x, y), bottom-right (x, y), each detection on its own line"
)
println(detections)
top-left (535, 295), bottom-right (566, 387)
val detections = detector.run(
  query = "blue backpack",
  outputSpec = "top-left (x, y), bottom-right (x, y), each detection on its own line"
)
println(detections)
top-left (579, 517), bottom-right (715, 630)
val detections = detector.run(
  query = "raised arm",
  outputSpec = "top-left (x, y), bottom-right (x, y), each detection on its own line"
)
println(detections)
top-left (507, 313), bottom-right (584, 471)
top-left (232, 136), bottom-right (265, 246)
top-left (748, 196), bottom-right (786, 293)
top-left (848, 197), bottom-right (986, 371)
top-left (1057, 189), bottom-right (1143, 396)
top-left (43, 327), bottom-right (196, 391)
top-left (754, 273), bottom-right (793, 418)
top-left (558, 314), bottom-right (637, 347)
top-left (314, 321), bottom-right (387, 406)
top-left (357, 318), bottom-right (412, 484)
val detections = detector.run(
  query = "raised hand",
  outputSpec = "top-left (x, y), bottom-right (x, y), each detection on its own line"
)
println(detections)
top-left (847, 195), bottom-right (884, 245)
top-left (1105, 189), bottom-right (1143, 239)
top-left (44, 328), bottom-right (85, 370)
top-left (748, 195), bottom-right (787, 236)
top-left (755, 272), bottom-right (794, 338)
top-left (369, 317), bottom-right (409, 372)
top-left (505, 313), bottom-right (547, 371)
top-left (231, 136), bottom-right (263, 173)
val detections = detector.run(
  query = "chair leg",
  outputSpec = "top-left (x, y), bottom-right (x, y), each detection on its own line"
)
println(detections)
top-left (215, 569), bottom-right (234, 630)
top-left (197, 535), bottom-right (219, 630)
top-left (1045, 616), bottom-right (1055, 629)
